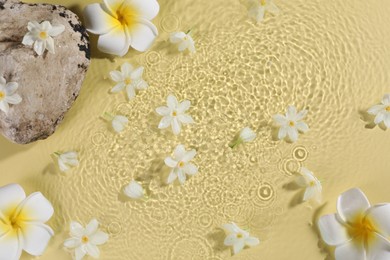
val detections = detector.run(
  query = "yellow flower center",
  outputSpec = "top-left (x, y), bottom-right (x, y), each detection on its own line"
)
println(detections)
top-left (348, 215), bottom-right (377, 246)
top-left (309, 180), bottom-right (316, 187)
top-left (114, 2), bottom-right (139, 30)
top-left (2, 205), bottom-right (29, 237)
top-left (386, 106), bottom-right (390, 112)
top-left (82, 236), bottom-right (89, 243)
top-left (0, 91), bottom-right (5, 100)
top-left (178, 161), bottom-right (185, 168)
top-left (39, 31), bottom-right (48, 39)
top-left (289, 121), bottom-right (295, 127)
top-left (260, 0), bottom-right (267, 6)
top-left (124, 78), bottom-right (132, 85)
top-left (172, 111), bottom-right (177, 117)
top-left (236, 233), bottom-right (243, 239)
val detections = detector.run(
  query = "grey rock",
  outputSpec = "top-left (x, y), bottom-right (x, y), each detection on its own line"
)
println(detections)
top-left (0, 0), bottom-right (90, 144)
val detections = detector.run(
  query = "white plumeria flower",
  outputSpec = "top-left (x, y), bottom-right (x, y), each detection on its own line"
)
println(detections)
top-left (170, 31), bottom-right (196, 53)
top-left (64, 219), bottom-right (109, 260)
top-left (230, 127), bottom-right (257, 148)
top-left (222, 222), bottom-right (260, 255)
top-left (0, 183), bottom-right (54, 260)
top-left (295, 167), bottom-right (322, 203)
top-left (367, 94), bottom-right (390, 129)
top-left (110, 62), bottom-right (148, 100)
top-left (55, 151), bottom-right (79, 172)
top-left (22, 21), bottom-right (65, 55)
top-left (124, 180), bottom-right (145, 199)
top-left (165, 144), bottom-right (198, 185)
top-left (0, 77), bottom-right (22, 114)
top-left (156, 94), bottom-right (194, 135)
top-left (103, 113), bottom-right (129, 133)
top-left (84, 0), bottom-right (159, 56)
top-left (248, 0), bottom-right (280, 23)
top-left (318, 188), bottom-right (390, 260)
top-left (273, 105), bottom-right (309, 142)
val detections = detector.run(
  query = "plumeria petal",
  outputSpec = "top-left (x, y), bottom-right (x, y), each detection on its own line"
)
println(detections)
top-left (366, 204), bottom-right (390, 237)
top-left (21, 223), bottom-right (54, 256)
top-left (318, 214), bottom-right (350, 246)
top-left (0, 230), bottom-right (23, 260)
top-left (129, 19), bottom-right (158, 52)
top-left (334, 240), bottom-right (366, 260)
top-left (16, 192), bottom-right (54, 223)
top-left (0, 183), bottom-right (26, 213)
top-left (132, 0), bottom-right (160, 20)
top-left (84, 3), bottom-right (118, 35)
top-left (97, 26), bottom-right (130, 56)
top-left (367, 233), bottom-right (390, 260)
top-left (337, 188), bottom-right (370, 223)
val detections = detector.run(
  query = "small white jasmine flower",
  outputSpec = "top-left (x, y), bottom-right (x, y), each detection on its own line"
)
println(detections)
top-left (0, 76), bottom-right (22, 114)
top-left (170, 31), bottom-right (196, 53)
top-left (124, 180), bottom-right (145, 199)
top-left (22, 21), bottom-right (65, 55)
top-left (156, 94), bottom-right (194, 135)
top-left (273, 105), bottom-right (309, 142)
top-left (165, 144), bottom-right (198, 185)
top-left (318, 188), bottom-right (390, 260)
top-left (248, 0), bottom-right (280, 23)
top-left (64, 219), bottom-right (109, 260)
top-left (222, 222), bottom-right (260, 255)
top-left (0, 183), bottom-right (54, 260)
top-left (230, 127), bottom-right (257, 148)
top-left (103, 113), bottom-right (129, 133)
top-left (55, 151), bottom-right (79, 172)
top-left (110, 62), bottom-right (148, 100)
top-left (295, 167), bottom-right (322, 203)
top-left (367, 94), bottom-right (390, 129)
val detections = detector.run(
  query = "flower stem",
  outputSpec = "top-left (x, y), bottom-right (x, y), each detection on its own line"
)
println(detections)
top-left (186, 29), bottom-right (192, 35)
top-left (53, 152), bottom-right (61, 157)
top-left (229, 138), bottom-right (243, 149)
top-left (102, 112), bottom-right (114, 121)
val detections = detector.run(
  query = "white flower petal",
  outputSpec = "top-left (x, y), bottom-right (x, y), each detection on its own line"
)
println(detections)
top-left (124, 181), bottom-right (144, 199)
top-left (337, 188), bottom-right (370, 223)
top-left (110, 70), bottom-right (124, 82)
top-left (22, 33), bottom-right (35, 46)
top-left (48, 25), bottom-right (65, 37)
top-left (224, 233), bottom-right (238, 246)
top-left (0, 230), bottom-right (23, 260)
top-left (174, 145), bottom-right (186, 159)
top-left (277, 126), bottom-right (287, 140)
top-left (170, 32), bottom-right (186, 43)
top-left (177, 114), bottom-right (195, 124)
top-left (97, 26), bottom-right (130, 56)
top-left (131, 67), bottom-right (144, 80)
top-left (267, 2), bottom-right (281, 14)
top-left (156, 106), bottom-right (170, 116)
top-left (84, 3), bottom-right (118, 35)
top-left (0, 183), bottom-right (26, 213)
top-left (273, 114), bottom-right (287, 125)
top-left (318, 214), bottom-right (350, 246)
top-left (177, 170), bottom-right (186, 184)
top-left (41, 21), bottom-right (52, 31)
top-left (240, 127), bottom-right (256, 142)
top-left (384, 115), bottom-right (390, 129)
top-left (158, 116), bottom-right (172, 129)
top-left (17, 192), bottom-right (54, 223)
top-left (182, 150), bottom-right (196, 162)
top-left (0, 77), bottom-right (6, 85)
top-left (335, 240), bottom-right (366, 260)
top-left (367, 233), bottom-right (390, 260)
top-left (21, 223), bottom-right (54, 256)
top-left (178, 100), bottom-right (191, 113)
top-left (5, 82), bottom-right (19, 95)
top-left (222, 223), bottom-right (237, 233)
top-left (167, 170), bottom-right (177, 184)
top-left (183, 163), bottom-right (198, 175)
top-left (131, 0), bottom-right (160, 20)
top-left (5, 94), bottom-right (22, 105)
top-left (129, 19), bottom-right (158, 52)
top-left (366, 204), bottom-right (390, 237)
top-left (34, 40), bottom-right (46, 56)
top-left (86, 243), bottom-right (100, 258)
top-left (164, 157), bottom-right (178, 168)
top-left (27, 21), bottom-right (39, 31)
top-left (111, 82), bottom-right (126, 93)
top-left (171, 118), bottom-right (181, 135)
top-left (374, 112), bottom-right (385, 124)
top-left (167, 94), bottom-right (178, 110)
top-left (45, 37), bottom-right (55, 53)
top-left (233, 240), bottom-right (245, 255)
top-left (126, 85), bottom-right (136, 100)
top-left (90, 231), bottom-right (109, 245)
top-left (0, 101), bottom-right (9, 114)
top-left (178, 41), bottom-right (188, 52)
top-left (75, 246), bottom-right (87, 260)
top-left (296, 122), bottom-right (309, 133)
top-left (63, 238), bottom-right (81, 249)
top-left (382, 94), bottom-right (390, 105)
top-left (303, 186), bottom-right (320, 202)
top-left (368, 105), bottom-right (386, 115)
top-left (70, 221), bottom-right (84, 238)
top-left (249, 6), bottom-right (265, 23)
top-left (286, 105), bottom-right (297, 119)
top-left (121, 62), bottom-right (133, 75)
top-left (245, 237), bottom-right (260, 247)
top-left (85, 219), bottom-right (99, 236)
top-left (287, 127), bottom-right (299, 142)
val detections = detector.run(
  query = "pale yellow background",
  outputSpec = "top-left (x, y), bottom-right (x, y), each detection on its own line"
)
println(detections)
top-left (1, 0), bottom-right (390, 259)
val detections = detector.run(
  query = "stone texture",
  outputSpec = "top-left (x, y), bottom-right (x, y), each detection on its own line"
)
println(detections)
top-left (0, 0), bottom-right (90, 144)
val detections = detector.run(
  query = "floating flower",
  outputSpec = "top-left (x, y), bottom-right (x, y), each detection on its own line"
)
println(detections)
top-left (222, 222), bottom-right (260, 255)
top-left (273, 105), bottom-right (309, 142)
top-left (156, 94), bottom-right (194, 135)
top-left (229, 127), bottom-right (257, 148)
top-left (295, 167), bottom-right (322, 203)
top-left (165, 144), bottom-right (198, 185)
top-left (110, 62), bottom-right (148, 100)
top-left (103, 113), bottom-right (129, 133)
top-left (22, 21), bottom-right (65, 55)
top-left (84, 0), bottom-right (159, 56)
top-left (367, 94), bottom-right (390, 129)
top-left (54, 151), bottom-right (79, 172)
top-left (64, 219), bottom-right (109, 260)
top-left (0, 76), bottom-right (22, 114)
top-left (170, 30), bottom-right (196, 53)
top-left (318, 188), bottom-right (390, 260)
top-left (124, 180), bottom-right (145, 199)
top-left (247, 0), bottom-right (280, 23)
top-left (0, 183), bottom-right (54, 259)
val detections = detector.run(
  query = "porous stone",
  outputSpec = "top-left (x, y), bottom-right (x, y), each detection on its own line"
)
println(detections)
top-left (0, 0), bottom-right (90, 144)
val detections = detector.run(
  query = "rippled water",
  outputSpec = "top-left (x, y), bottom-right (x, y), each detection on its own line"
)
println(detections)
top-left (2, 0), bottom-right (390, 259)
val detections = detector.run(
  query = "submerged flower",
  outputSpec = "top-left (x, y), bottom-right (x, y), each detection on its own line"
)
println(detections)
top-left (22, 21), bottom-right (65, 55)
top-left (0, 77), bottom-right (22, 114)
top-left (273, 105), bottom-right (309, 142)
top-left (0, 183), bottom-right (54, 259)
top-left (64, 219), bottom-right (109, 260)
top-left (156, 94), bottom-right (194, 135)
top-left (170, 31), bottom-right (196, 53)
top-left (103, 113), bottom-right (129, 133)
top-left (84, 0), bottom-right (159, 56)
top-left (318, 188), bottom-right (390, 260)
top-left (229, 127), bottom-right (257, 148)
top-left (367, 94), bottom-right (390, 129)
top-left (124, 180), bottom-right (145, 199)
top-left (295, 167), bottom-right (322, 203)
top-left (55, 151), bottom-right (79, 172)
top-left (248, 0), bottom-right (280, 23)
top-left (165, 144), bottom-right (198, 185)
top-left (222, 222), bottom-right (260, 255)
top-left (110, 62), bottom-right (148, 100)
